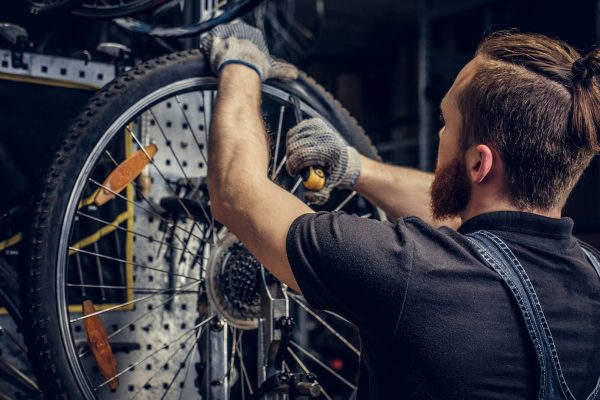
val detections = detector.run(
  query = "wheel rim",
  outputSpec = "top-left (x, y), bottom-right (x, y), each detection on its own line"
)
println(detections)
top-left (56, 77), bottom-right (375, 399)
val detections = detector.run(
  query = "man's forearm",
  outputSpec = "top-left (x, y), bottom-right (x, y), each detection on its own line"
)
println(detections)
top-left (354, 155), bottom-right (460, 228)
top-left (208, 65), bottom-right (268, 204)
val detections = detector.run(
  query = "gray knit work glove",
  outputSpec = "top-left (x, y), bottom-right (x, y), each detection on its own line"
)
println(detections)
top-left (201, 21), bottom-right (297, 81)
top-left (285, 118), bottom-right (361, 205)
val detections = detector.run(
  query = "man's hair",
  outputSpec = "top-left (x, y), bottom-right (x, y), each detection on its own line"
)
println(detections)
top-left (457, 31), bottom-right (600, 210)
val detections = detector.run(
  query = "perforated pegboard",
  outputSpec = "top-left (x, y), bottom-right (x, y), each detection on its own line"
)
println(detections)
top-left (68, 91), bottom-right (215, 400)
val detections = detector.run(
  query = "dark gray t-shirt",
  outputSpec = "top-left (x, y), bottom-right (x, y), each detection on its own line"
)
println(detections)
top-left (286, 211), bottom-right (600, 399)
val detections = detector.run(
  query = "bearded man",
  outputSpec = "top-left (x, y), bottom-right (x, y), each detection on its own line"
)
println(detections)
top-left (204, 23), bottom-right (600, 399)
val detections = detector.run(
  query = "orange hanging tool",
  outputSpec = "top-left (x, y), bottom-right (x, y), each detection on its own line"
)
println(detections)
top-left (82, 300), bottom-right (119, 391)
top-left (94, 144), bottom-right (158, 206)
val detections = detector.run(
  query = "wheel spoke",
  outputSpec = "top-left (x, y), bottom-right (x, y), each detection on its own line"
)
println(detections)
top-left (287, 347), bottom-right (333, 400)
top-left (102, 150), bottom-right (204, 256)
top-left (226, 326), bottom-right (238, 380)
top-left (158, 326), bottom-right (203, 400)
top-left (0, 355), bottom-right (40, 393)
top-left (289, 340), bottom-right (356, 391)
top-left (290, 295), bottom-right (360, 356)
top-left (78, 286), bottom-right (200, 359)
top-left (126, 125), bottom-right (213, 241)
top-left (148, 107), bottom-right (193, 182)
top-left (291, 177), bottom-right (303, 194)
top-left (176, 327), bottom-right (204, 400)
top-left (69, 246), bottom-right (201, 282)
top-left (272, 155), bottom-right (288, 180)
top-left (76, 211), bottom-right (207, 261)
top-left (271, 105), bottom-right (286, 180)
top-left (236, 330), bottom-right (253, 396)
top-left (131, 327), bottom-right (199, 400)
top-left (69, 280), bottom-right (201, 323)
top-left (202, 90), bottom-right (220, 246)
top-left (0, 326), bottom-right (27, 354)
top-left (87, 178), bottom-right (207, 245)
top-left (95, 315), bottom-right (215, 390)
top-left (334, 191), bottom-right (357, 212)
top-left (66, 283), bottom-right (197, 294)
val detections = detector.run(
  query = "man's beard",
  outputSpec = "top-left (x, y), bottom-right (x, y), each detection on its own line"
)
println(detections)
top-left (430, 156), bottom-right (472, 220)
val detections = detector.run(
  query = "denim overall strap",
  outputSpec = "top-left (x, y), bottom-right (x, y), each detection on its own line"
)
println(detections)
top-left (581, 247), bottom-right (600, 280)
top-left (579, 247), bottom-right (600, 400)
top-left (467, 230), bottom-right (574, 400)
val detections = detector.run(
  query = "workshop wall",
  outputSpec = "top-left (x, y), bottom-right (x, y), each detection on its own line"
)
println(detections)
top-left (297, 0), bottom-right (600, 246)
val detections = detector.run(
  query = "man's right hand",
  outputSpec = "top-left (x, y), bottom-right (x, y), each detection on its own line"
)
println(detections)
top-left (285, 118), bottom-right (362, 205)
top-left (201, 21), bottom-right (297, 82)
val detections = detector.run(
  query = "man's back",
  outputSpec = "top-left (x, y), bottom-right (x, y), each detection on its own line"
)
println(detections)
top-left (286, 211), bottom-right (600, 399)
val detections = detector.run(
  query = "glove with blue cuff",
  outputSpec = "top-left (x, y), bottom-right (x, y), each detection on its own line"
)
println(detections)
top-left (201, 21), bottom-right (297, 81)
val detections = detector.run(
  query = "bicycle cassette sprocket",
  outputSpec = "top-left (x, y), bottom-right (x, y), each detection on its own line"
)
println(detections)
top-left (206, 232), bottom-right (263, 330)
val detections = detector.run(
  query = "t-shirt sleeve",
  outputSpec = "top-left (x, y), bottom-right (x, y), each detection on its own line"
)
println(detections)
top-left (286, 211), bottom-right (415, 333)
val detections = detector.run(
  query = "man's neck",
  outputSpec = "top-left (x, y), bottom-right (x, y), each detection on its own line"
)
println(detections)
top-left (459, 198), bottom-right (562, 224)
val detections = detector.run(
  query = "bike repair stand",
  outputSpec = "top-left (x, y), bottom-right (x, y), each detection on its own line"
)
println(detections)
top-left (256, 270), bottom-right (321, 400)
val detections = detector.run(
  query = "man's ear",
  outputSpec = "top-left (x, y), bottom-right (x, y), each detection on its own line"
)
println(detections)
top-left (467, 144), bottom-right (493, 184)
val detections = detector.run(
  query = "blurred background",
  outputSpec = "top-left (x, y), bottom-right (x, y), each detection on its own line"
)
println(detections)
top-left (1, 0), bottom-right (599, 246)
top-left (0, 0), bottom-right (599, 398)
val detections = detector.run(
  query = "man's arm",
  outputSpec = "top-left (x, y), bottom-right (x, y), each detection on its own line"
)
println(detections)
top-left (284, 119), bottom-right (460, 229)
top-left (355, 155), bottom-right (461, 229)
top-left (207, 65), bottom-right (311, 292)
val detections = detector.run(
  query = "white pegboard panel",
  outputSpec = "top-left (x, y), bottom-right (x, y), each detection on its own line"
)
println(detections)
top-left (0, 49), bottom-right (116, 89)
top-left (68, 94), bottom-right (214, 399)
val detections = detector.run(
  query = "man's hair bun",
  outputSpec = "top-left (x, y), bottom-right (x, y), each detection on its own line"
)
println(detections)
top-left (572, 52), bottom-right (600, 84)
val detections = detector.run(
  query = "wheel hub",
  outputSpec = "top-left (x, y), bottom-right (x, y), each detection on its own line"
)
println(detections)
top-left (206, 233), bottom-right (262, 330)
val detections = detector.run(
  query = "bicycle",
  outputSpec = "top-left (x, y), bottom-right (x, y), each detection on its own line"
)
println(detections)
top-left (24, 2), bottom-right (383, 399)
top-left (25, 0), bottom-right (168, 17)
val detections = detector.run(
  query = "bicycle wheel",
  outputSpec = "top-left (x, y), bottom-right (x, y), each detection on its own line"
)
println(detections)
top-left (25, 0), bottom-right (82, 15)
top-left (25, 49), bottom-right (380, 400)
top-left (113, 0), bottom-right (263, 38)
top-left (246, 0), bottom-right (325, 62)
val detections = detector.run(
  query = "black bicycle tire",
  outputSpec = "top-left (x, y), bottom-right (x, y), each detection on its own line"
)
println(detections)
top-left (24, 49), bottom-right (378, 400)
top-left (112, 0), bottom-right (263, 38)
top-left (24, 0), bottom-right (83, 15)
top-left (73, 0), bottom-right (167, 18)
